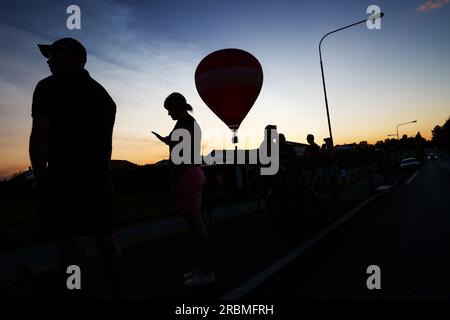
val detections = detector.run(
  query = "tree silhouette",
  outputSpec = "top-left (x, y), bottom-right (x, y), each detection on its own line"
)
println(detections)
top-left (432, 117), bottom-right (450, 149)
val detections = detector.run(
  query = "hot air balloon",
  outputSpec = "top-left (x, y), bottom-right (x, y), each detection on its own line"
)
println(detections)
top-left (195, 48), bottom-right (263, 143)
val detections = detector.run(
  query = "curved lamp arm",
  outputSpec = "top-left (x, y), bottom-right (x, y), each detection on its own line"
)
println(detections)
top-left (318, 12), bottom-right (384, 146)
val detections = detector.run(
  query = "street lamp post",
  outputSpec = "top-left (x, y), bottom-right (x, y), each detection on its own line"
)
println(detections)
top-left (396, 120), bottom-right (417, 139)
top-left (319, 12), bottom-right (384, 146)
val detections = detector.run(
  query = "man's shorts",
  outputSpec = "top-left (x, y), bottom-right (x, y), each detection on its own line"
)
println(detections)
top-left (318, 164), bottom-right (339, 178)
top-left (37, 181), bottom-right (114, 238)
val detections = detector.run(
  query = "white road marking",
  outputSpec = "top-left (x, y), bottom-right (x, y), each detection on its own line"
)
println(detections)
top-left (405, 170), bottom-right (419, 185)
top-left (220, 193), bottom-right (382, 300)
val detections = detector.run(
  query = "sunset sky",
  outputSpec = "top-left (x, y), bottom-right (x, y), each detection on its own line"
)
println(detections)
top-left (1, 0), bottom-right (449, 179)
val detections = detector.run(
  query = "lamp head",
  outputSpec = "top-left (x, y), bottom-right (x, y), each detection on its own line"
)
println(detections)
top-left (371, 12), bottom-right (385, 20)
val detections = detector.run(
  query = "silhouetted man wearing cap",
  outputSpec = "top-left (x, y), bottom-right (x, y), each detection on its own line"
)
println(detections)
top-left (29, 37), bottom-right (123, 297)
top-left (305, 134), bottom-right (320, 160)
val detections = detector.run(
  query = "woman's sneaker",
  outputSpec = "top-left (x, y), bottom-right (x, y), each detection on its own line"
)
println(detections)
top-left (183, 268), bottom-right (199, 280)
top-left (184, 272), bottom-right (215, 287)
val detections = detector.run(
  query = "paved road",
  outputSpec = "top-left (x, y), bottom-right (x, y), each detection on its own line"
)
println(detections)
top-left (245, 150), bottom-right (450, 300)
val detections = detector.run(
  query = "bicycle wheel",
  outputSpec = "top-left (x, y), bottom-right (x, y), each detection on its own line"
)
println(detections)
top-left (299, 184), bottom-right (328, 225)
top-left (263, 182), bottom-right (298, 233)
top-left (316, 177), bottom-right (340, 221)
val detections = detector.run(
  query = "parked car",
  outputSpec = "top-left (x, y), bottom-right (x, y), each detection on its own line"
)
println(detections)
top-left (400, 157), bottom-right (421, 170)
top-left (428, 153), bottom-right (438, 160)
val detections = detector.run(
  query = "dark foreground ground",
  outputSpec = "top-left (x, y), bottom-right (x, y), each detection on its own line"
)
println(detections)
top-left (1, 151), bottom-right (449, 303)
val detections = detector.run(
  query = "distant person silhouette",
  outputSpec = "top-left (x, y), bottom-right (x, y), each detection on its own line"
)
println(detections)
top-left (259, 124), bottom-right (278, 165)
top-left (269, 132), bottom-right (297, 230)
top-left (256, 125), bottom-right (280, 226)
top-left (152, 92), bottom-right (214, 286)
top-left (320, 137), bottom-right (339, 199)
top-left (29, 37), bottom-right (123, 297)
top-left (321, 137), bottom-right (335, 163)
top-left (304, 134), bottom-right (320, 160)
top-left (257, 124), bottom-right (278, 189)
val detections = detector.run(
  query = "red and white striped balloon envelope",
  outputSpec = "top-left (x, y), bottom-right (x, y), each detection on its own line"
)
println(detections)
top-left (195, 49), bottom-right (263, 143)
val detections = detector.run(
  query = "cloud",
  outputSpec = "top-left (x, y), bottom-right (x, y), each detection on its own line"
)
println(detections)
top-left (417, 0), bottom-right (450, 12)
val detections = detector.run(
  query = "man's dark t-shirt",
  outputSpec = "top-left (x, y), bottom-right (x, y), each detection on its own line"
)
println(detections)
top-left (32, 68), bottom-right (116, 184)
top-left (304, 142), bottom-right (320, 157)
top-left (303, 142), bottom-right (321, 167)
top-left (32, 67), bottom-right (116, 236)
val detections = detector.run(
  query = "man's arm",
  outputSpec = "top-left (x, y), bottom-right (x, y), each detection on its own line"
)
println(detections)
top-left (29, 116), bottom-right (50, 182)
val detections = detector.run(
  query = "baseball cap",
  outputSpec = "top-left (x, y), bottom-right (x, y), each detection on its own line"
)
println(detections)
top-left (38, 37), bottom-right (87, 64)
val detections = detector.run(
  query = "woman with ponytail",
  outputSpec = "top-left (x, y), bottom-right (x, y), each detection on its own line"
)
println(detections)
top-left (152, 92), bottom-right (215, 286)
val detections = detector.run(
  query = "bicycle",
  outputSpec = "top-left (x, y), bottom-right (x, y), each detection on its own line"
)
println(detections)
top-left (261, 165), bottom-right (327, 234)
top-left (310, 164), bottom-right (341, 218)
